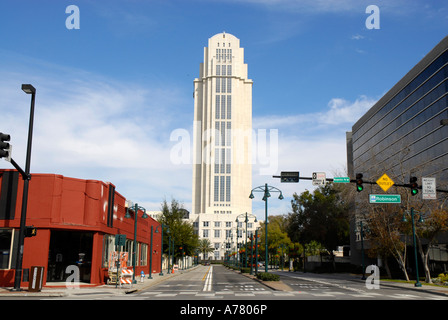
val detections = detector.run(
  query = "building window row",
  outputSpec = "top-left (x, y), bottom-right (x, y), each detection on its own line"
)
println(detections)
top-left (216, 78), bottom-right (232, 93)
top-left (214, 175), bottom-right (231, 202)
top-left (216, 65), bottom-right (232, 76)
top-left (215, 95), bottom-right (231, 119)
top-left (216, 48), bottom-right (232, 62)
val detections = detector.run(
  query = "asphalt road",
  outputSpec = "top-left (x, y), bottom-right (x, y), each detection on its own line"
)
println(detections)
top-left (131, 264), bottom-right (448, 301)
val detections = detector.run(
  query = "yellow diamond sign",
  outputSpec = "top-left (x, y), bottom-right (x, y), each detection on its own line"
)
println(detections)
top-left (376, 173), bottom-right (394, 192)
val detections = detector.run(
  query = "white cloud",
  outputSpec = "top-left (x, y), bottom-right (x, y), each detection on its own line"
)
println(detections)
top-left (0, 62), bottom-right (192, 211)
top-left (254, 95), bottom-right (376, 129)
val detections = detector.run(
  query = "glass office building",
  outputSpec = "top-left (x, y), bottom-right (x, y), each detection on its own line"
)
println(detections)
top-left (351, 36), bottom-right (448, 182)
top-left (347, 35), bottom-right (448, 272)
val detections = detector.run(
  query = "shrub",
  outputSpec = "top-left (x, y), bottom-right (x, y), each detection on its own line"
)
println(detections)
top-left (256, 272), bottom-right (280, 281)
top-left (240, 267), bottom-right (251, 273)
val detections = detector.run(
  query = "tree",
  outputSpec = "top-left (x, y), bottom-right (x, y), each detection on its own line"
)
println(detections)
top-left (287, 184), bottom-right (350, 254)
top-left (157, 198), bottom-right (199, 260)
top-left (415, 205), bottom-right (448, 283)
top-left (258, 215), bottom-right (292, 266)
top-left (198, 238), bottom-right (214, 260)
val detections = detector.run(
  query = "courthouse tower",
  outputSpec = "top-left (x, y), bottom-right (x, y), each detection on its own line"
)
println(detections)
top-left (191, 32), bottom-right (254, 260)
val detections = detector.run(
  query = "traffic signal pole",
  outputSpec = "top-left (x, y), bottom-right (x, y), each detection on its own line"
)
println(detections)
top-left (12, 84), bottom-right (36, 291)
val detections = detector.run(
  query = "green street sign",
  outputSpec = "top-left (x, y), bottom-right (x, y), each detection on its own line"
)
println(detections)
top-left (369, 194), bottom-right (401, 204)
top-left (333, 177), bottom-right (350, 183)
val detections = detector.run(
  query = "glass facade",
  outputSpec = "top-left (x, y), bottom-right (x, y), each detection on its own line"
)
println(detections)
top-left (352, 48), bottom-right (448, 184)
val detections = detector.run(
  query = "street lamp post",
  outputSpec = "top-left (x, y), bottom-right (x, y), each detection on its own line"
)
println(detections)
top-left (402, 207), bottom-right (423, 287)
top-left (250, 183), bottom-right (283, 273)
top-left (236, 212), bottom-right (257, 268)
top-left (125, 203), bottom-right (148, 284)
top-left (156, 224), bottom-right (168, 275)
top-left (13, 84), bottom-right (36, 291)
top-left (359, 220), bottom-right (366, 280)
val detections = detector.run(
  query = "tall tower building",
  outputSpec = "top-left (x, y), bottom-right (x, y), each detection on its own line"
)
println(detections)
top-left (191, 32), bottom-right (254, 260)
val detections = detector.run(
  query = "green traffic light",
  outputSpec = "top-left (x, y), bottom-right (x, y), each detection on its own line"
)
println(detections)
top-left (411, 188), bottom-right (418, 196)
top-left (357, 185), bottom-right (363, 192)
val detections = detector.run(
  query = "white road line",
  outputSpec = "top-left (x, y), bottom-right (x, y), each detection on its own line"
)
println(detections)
top-left (203, 265), bottom-right (213, 291)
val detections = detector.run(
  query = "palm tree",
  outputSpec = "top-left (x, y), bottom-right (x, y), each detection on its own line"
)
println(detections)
top-left (198, 238), bottom-right (214, 261)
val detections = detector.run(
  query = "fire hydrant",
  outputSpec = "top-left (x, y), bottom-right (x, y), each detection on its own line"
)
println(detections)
top-left (140, 271), bottom-right (145, 283)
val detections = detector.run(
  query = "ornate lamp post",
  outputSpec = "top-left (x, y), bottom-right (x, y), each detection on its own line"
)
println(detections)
top-left (125, 202), bottom-right (148, 284)
top-left (402, 207), bottom-right (424, 287)
top-left (249, 183), bottom-right (283, 273)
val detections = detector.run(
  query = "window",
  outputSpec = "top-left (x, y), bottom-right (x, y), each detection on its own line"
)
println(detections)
top-left (125, 239), bottom-right (134, 266)
top-left (221, 76), bottom-right (226, 92)
top-left (221, 148), bottom-right (225, 173)
top-left (226, 176), bottom-right (231, 202)
top-left (227, 65), bottom-right (232, 76)
top-left (220, 176), bottom-right (225, 201)
top-left (215, 221), bottom-right (221, 227)
top-left (227, 96), bottom-right (231, 119)
top-left (215, 148), bottom-right (220, 173)
top-left (216, 65), bottom-right (220, 76)
top-left (215, 95), bottom-right (220, 119)
top-left (226, 122), bottom-right (232, 148)
top-left (203, 230), bottom-right (209, 238)
top-left (140, 243), bottom-right (148, 266)
top-left (227, 78), bottom-right (231, 93)
top-left (203, 221), bottom-right (210, 227)
top-left (0, 229), bottom-right (13, 269)
top-left (216, 78), bottom-right (220, 93)
top-left (221, 96), bottom-right (226, 119)
top-left (226, 221), bottom-right (232, 228)
top-left (221, 121), bottom-right (226, 147)
top-left (214, 230), bottom-right (221, 238)
top-left (214, 176), bottom-right (219, 201)
top-left (102, 234), bottom-right (115, 268)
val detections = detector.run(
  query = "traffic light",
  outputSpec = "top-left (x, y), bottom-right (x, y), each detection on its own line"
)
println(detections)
top-left (410, 176), bottom-right (418, 196)
top-left (356, 173), bottom-right (364, 192)
top-left (0, 132), bottom-right (11, 161)
top-left (280, 171), bottom-right (300, 183)
top-left (25, 226), bottom-right (37, 237)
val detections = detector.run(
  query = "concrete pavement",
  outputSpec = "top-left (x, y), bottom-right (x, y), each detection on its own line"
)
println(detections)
top-left (0, 266), bottom-right (199, 298)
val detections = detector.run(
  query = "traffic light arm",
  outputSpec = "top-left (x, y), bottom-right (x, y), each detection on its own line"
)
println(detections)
top-left (273, 175), bottom-right (448, 193)
top-left (9, 158), bottom-right (30, 181)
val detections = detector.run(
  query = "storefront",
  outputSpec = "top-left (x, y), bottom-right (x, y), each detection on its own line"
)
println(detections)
top-left (0, 170), bottom-right (162, 287)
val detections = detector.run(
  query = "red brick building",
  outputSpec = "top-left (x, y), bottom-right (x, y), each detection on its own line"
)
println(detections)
top-left (0, 170), bottom-right (162, 287)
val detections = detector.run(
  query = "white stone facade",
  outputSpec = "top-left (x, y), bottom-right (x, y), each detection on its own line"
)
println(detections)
top-left (191, 32), bottom-right (256, 260)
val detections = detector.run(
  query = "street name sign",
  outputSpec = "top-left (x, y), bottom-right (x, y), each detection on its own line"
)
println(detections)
top-left (312, 172), bottom-right (326, 185)
top-left (333, 177), bottom-right (350, 183)
top-left (369, 194), bottom-right (401, 204)
top-left (422, 177), bottom-right (436, 200)
top-left (376, 173), bottom-right (394, 192)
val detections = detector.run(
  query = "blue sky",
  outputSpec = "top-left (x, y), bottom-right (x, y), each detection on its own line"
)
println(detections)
top-left (1, 0), bottom-right (447, 220)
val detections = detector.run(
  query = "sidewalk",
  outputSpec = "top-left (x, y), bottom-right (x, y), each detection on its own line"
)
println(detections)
top-left (0, 266), bottom-right (199, 298)
top-left (272, 270), bottom-right (448, 297)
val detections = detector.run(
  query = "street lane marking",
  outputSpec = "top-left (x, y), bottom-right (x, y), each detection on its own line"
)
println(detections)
top-left (202, 265), bottom-right (213, 291)
top-left (202, 266), bottom-right (212, 281)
